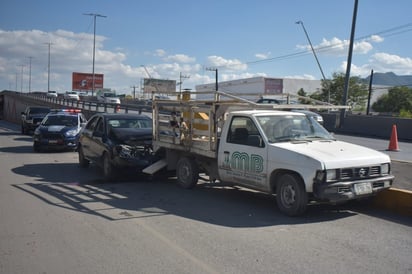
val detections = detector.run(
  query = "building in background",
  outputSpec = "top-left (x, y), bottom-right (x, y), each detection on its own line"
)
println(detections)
top-left (195, 76), bottom-right (321, 100)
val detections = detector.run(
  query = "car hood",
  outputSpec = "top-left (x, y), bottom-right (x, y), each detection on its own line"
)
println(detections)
top-left (39, 125), bottom-right (77, 133)
top-left (272, 140), bottom-right (390, 169)
top-left (110, 128), bottom-right (152, 146)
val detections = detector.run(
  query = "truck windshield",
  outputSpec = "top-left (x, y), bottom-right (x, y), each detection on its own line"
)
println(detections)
top-left (256, 115), bottom-right (334, 143)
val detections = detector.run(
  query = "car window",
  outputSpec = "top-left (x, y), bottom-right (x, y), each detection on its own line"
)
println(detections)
top-left (85, 116), bottom-right (99, 131)
top-left (227, 116), bottom-right (263, 147)
top-left (95, 118), bottom-right (104, 134)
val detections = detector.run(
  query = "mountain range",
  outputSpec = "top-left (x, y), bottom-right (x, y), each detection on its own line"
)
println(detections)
top-left (363, 72), bottom-right (412, 86)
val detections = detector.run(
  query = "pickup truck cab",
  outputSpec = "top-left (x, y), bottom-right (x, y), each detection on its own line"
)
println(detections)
top-left (215, 110), bottom-right (393, 215)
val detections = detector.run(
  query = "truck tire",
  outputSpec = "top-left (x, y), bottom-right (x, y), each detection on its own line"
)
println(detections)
top-left (176, 157), bottom-right (199, 189)
top-left (276, 173), bottom-right (308, 216)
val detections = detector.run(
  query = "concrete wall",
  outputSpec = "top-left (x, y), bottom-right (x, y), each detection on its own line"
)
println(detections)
top-left (323, 112), bottom-right (412, 141)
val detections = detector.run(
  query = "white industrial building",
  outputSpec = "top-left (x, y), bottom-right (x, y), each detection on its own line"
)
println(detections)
top-left (195, 76), bottom-right (322, 100)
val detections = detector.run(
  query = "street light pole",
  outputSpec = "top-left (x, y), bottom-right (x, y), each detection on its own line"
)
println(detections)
top-left (44, 42), bottom-right (53, 92)
top-left (295, 20), bottom-right (329, 104)
top-left (27, 56), bottom-right (33, 93)
top-left (84, 13), bottom-right (107, 96)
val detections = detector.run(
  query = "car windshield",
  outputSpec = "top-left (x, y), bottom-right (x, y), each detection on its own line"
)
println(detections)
top-left (105, 93), bottom-right (117, 98)
top-left (107, 118), bottom-right (152, 129)
top-left (43, 115), bottom-right (78, 127)
top-left (256, 114), bottom-right (333, 143)
top-left (29, 108), bottom-right (50, 114)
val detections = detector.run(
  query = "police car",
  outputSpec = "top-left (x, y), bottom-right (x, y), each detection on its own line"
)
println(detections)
top-left (33, 109), bottom-right (87, 152)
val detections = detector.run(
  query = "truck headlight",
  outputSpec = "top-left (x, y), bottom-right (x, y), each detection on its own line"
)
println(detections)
top-left (326, 169), bottom-right (337, 182)
top-left (381, 163), bottom-right (390, 175)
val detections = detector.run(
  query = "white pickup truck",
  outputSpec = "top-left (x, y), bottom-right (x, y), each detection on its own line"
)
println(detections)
top-left (144, 92), bottom-right (394, 216)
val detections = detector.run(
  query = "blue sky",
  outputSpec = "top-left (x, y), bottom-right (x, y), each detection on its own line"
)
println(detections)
top-left (1, 0), bottom-right (412, 95)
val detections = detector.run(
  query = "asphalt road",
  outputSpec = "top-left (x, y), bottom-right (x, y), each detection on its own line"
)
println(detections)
top-left (0, 120), bottom-right (411, 274)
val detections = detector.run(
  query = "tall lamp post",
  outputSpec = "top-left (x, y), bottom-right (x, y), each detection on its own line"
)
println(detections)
top-left (295, 20), bottom-right (329, 104)
top-left (44, 42), bottom-right (53, 92)
top-left (27, 56), bottom-right (33, 93)
top-left (83, 13), bottom-right (107, 96)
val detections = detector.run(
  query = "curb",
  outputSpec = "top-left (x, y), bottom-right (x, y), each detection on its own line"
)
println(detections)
top-left (373, 188), bottom-right (412, 217)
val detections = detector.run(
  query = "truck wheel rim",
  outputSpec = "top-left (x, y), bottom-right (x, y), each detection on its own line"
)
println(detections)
top-left (281, 185), bottom-right (296, 208)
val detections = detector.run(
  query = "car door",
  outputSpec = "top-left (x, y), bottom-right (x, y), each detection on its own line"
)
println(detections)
top-left (88, 117), bottom-right (107, 165)
top-left (217, 116), bottom-right (268, 192)
top-left (80, 116), bottom-right (99, 161)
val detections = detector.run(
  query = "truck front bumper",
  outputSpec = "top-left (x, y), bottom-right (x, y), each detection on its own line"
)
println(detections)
top-left (313, 175), bottom-right (394, 203)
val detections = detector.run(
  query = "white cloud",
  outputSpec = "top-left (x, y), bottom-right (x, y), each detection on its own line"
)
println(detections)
top-left (164, 54), bottom-right (195, 63)
top-left (255, 52), bottom-right (271, 59)
top-left (206, 55), bottom-right (247, 71)
top-left (154, 49), bottom-right (166, 57)
top-left (297, 35), bottom-right (384, 56)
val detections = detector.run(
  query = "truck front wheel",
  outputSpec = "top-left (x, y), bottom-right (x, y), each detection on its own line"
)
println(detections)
top-left (276, 174), bottom-right (308, 216)
top-left (176, 157), bottom-right (199, 189)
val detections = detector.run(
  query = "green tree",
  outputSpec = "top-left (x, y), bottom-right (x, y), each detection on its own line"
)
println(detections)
top-left (310, 72), bottom-right (368, 110)
top-left (372, 86), bottom-right (412, 115)
top-left (297, 88), bottom-right (311, 104)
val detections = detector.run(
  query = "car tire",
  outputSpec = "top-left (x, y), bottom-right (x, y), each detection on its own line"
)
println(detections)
top-left (21, 125), bottom-right (26, 135)
top-left (78, 146), bottom-right (90, 168)
top-left (276, 173), bottom-right (308, 216)
top-left (33, 143), bottom-right (41, 152)
top-left (103, 153), bottom-right (116, 181)
top-left (176, 157), bottom-right (199, 189)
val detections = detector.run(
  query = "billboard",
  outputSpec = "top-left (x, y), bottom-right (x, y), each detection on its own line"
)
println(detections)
top-left (264, 78), bottom-right (283, 94)
top-left (143, 78), bottom-right (176, 94)
top-left (72, 72), bottom-right (104, 91)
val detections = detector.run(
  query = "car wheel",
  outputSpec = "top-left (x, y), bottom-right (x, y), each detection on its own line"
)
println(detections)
top-left (33, 143), bottom-right (41, 152)
top-left (78, 146), bottom-right (89, 168)
top-left (21, 125), bottom-right (26, 135)
top-left (176, 157), bottom-right (199, 189)
top-left (276, 173), bottom-right (308, 216)
top-left (103, 153), bottom-right (116, 181)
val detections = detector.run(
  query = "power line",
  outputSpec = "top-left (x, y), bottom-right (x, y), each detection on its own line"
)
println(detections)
top-left (244, 22), bottom-right (412, 67)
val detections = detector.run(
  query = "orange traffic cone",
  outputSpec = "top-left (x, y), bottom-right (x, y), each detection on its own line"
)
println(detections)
top-left (387, 124), bottom-right (400, 151)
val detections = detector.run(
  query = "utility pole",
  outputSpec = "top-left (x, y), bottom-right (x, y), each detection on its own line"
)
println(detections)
top-left (179, 72), bottom-right (190, 93)
top-left (206, 67), bottom-right (218, 91)
top-left (44, 42), bottom-right (53, 92)
top-left (27, 56), bottom-right (33, 93)
top-left (18, 64), bottom-right (25, 93)
top-left (340, 0), bottom-right (358, 127)
top-left (83, 13), bottom-right (107, 96)
top-left (131, 85), bottom-right (139, 99)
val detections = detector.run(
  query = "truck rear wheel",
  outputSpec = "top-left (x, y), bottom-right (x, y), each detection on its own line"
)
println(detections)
top-left (176, 157), bottom-right (199, 189)
top-left (276, 174), bottom-right (308, 216)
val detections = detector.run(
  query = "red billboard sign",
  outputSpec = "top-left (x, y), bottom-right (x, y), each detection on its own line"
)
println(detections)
top-left (72, 72), bottom-right (104, 91)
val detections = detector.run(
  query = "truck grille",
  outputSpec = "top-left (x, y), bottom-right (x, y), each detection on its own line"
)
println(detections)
top-left (339, 165), bottom-right (381, 180)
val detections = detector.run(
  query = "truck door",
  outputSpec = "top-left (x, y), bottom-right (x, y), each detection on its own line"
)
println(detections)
top-left (217, 116), bottom-right (268, 191)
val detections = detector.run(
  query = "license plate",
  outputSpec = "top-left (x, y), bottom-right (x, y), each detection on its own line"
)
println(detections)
top-left (354, 182), bottom-right (372, 195)
top-left (48, 140), bottom-right (58, 144)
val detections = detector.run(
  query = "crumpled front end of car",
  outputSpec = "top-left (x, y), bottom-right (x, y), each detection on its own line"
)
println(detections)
top-left (112, 143), bottom-right (155, 170)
